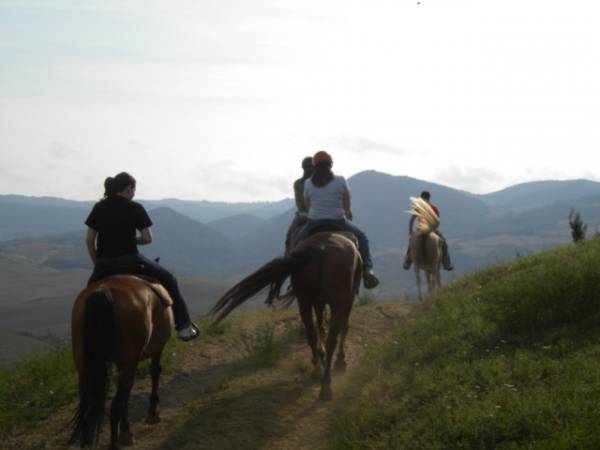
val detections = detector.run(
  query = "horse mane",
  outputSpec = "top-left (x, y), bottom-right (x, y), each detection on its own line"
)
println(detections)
top-left (409, 197), bottom-right (440, 234)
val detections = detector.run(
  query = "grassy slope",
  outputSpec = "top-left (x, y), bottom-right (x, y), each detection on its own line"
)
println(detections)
top-left (328, 238), bottom-right (600, 450)
top-left (0, 323), bottom-right (193, 436)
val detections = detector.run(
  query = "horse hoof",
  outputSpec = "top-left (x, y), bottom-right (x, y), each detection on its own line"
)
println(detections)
top-left (334, 360), bottom-right (347, 373)
top-left (146, 414), bottom-right (161, 425)
top-left (319, 386), bottom-right (333, 401)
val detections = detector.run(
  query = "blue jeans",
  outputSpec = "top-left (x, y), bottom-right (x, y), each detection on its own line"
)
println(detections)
top-left (293, 218), bottom-right (373, 268)
top-left (89, 254), bottom-right (192, 330)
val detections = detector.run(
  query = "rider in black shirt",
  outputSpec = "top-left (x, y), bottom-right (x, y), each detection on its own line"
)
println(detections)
top-left (85, 172), bottom-right (199, 341)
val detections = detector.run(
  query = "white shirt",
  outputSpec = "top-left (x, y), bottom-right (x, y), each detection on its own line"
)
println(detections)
top-left (304, 175), bottom-right (349, 220)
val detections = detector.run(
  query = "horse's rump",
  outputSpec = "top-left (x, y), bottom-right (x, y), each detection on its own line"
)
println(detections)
top-left (72, 276), bottom-right (173, 369)
top-left (292, 231), bottom-right (362, 299)
top-left (410, 231), bottom-right (442, 271)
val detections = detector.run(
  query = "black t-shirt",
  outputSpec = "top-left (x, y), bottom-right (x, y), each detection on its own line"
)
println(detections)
top-left (85, 196), bottom-right (153, 258)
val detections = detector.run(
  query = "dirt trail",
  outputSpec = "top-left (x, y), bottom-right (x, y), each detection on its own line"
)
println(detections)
top-left (7, 301), bottom-right (412, 450)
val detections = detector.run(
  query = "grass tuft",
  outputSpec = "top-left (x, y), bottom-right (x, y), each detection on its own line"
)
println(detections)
top-left (239, 323), bottom-right (284, 368)
top-left (0, 344), bottom-right (76, 435)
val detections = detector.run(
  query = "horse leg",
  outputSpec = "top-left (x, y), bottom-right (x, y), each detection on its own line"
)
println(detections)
top-left (314, 303), bottom-right (326, 361)
top-left (298, 299), bottom-right (322, 380)
top-left (315, 303), bottom-right (326, 339)
top-left (320, 304), bottom-right (345, 401)
top-left (146, 354), bottom-right (162, 424)
top-left (334, 302), bottom-right (352, 373)
top-left (415, 267), bottom-right (422, 300)
top-left (434, 268), bottom-right (441, 292)
top-left (110, 365), bottom-right (136, 449)
top-left (426, 270), bottom-right (433, 296)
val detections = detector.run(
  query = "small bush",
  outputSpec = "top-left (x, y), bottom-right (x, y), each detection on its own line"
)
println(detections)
top-left (239, 324), bottom-right (283, 367)
top-left (196, 316), bottom-right (232, 337)
top-left (569, 208), bottom-right (587, 243)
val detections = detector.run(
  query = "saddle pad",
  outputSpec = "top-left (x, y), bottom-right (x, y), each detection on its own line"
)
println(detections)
top-left (143, 281), bottom-right (174, 307)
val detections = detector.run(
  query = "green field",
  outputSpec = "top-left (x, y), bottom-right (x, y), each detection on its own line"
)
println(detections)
top-left (327, 238), bottom-right (600, 449)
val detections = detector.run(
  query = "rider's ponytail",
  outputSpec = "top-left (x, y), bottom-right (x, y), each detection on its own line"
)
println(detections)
top-left (103, 172), bottom-right (136, 198)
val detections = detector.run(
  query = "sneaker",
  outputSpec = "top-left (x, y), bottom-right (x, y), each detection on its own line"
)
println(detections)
top-left (402, 261), bottom-right (411, 270)
top-left (363, 268), bottom-right (380, 289)
top-left (445, 265), bottom-right (454, 271)
top-left (177, 323), bottom-right (199, 341)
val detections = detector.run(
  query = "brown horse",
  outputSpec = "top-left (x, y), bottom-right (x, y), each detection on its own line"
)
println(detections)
top-left (211, 230), bottom-right (362, 400)
top-left (409, 197), bottom-right (443, 300)
top-left (69, 275), bottom-right (173, 449)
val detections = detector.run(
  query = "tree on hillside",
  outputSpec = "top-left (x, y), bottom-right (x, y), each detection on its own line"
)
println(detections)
top-left (568, 208), bottom-right (587, 243)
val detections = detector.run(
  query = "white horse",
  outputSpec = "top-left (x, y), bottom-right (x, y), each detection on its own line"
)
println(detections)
top-left (408, 197), bottom-right (443, 300)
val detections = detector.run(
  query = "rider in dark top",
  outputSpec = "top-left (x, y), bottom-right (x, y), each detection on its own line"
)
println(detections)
top-left (85, 172), bottom-right (199, 341)
top-left (285, 156), bottom-right (314, 249)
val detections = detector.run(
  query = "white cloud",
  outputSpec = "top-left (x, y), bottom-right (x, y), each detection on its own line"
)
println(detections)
top-left (434, 165), bottom-right (506, 194)
top-left (1, 0), bottom-right (600, 200)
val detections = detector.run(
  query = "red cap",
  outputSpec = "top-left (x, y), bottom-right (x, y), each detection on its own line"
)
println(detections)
top-left (313, 150), bottom-right (333, 166)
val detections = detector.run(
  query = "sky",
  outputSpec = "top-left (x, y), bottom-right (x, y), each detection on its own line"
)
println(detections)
top-left (1, 0), bottom-right (599, 201)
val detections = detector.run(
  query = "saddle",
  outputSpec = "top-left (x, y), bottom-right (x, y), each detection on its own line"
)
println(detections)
top-left (303, 220), bottom-right (359, 247)
top-left (89, 264), bottom-right (173, 307)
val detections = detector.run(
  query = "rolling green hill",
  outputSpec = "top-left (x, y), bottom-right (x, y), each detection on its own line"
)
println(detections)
top-left (327, 237), bottom-right (600, 449)
top-left (3, 239), bottom-right (600, 448)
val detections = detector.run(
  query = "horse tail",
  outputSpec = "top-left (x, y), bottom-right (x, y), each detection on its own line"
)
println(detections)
top-left (211, 245), bottom-right (325, 321)
top-left (409, 197), bottom-right (440, 234)
top-left (69, 289), bottom-right (115, 447)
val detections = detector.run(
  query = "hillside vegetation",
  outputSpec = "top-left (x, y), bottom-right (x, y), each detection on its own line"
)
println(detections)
top-left (328, 238), bottom-right (600, 449)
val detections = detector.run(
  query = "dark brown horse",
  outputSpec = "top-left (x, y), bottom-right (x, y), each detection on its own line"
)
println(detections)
top-left (211, 230), bottom-right (362, 400)
top-left (69, 275), bottom-right (173, 449)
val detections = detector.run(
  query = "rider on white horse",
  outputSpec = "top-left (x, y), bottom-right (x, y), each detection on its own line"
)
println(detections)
top-left (403, 190), bottom-right (453, 271)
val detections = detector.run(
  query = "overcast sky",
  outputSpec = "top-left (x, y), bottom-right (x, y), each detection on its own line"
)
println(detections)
top-left (1, 0), bottom-right (599, 201)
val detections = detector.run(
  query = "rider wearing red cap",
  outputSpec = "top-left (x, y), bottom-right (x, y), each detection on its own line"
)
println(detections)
top-left (293, 151), bottom-right (379, 289)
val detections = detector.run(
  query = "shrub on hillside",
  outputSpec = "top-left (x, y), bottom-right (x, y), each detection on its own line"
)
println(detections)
top-left (569, 208), bottom-right (587, 243)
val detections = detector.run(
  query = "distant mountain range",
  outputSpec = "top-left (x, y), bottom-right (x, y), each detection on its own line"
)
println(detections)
top-left (3, 171), bottom-right (600, 298)
top-left (0, 195), bottom-right (292, 242)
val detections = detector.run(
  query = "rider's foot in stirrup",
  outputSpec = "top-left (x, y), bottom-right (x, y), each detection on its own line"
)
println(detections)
top-left (363, 267), bottom-right (379, 289)
top-left (177, 323), bottom-right (199, 341)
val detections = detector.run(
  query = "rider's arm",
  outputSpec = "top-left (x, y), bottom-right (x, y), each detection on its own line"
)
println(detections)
top-left (343, 191), bottom-right (353, 221)
top-left (409, 215), bottom-right (416, 235)
top-left (137, 227), bottom-right (152, 245)
top-left (85, 227), bottom-right (98, 264)
top-left (294, 180), bottom-right (304, 211)
top-left (304, 197), bottom-right (311, 211)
